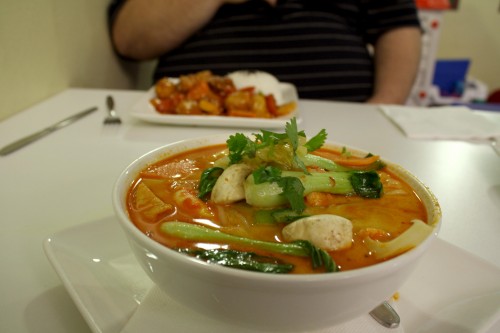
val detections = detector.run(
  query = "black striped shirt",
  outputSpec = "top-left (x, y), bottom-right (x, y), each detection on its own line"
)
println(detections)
top-left (110, 0), bottom-right (420, 102)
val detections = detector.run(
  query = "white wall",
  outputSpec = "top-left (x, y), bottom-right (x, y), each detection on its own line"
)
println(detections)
top-left (437, 0), bottom-right (500, 92)
top-left (0, 0), bottom-right (152, 121)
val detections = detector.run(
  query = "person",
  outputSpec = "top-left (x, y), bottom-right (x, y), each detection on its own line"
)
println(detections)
top-left (108, 0), bottom-right (422, 104)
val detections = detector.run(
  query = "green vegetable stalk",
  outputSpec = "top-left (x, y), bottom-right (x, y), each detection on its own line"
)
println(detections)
top-left (161, 221), bottom-right (337, 272)
top-left (163, 221), bottom-right (307, 255)
top-left (244, 170), bottom-right (383, 209)
top-left (300, 153), bottom-right (385, 172)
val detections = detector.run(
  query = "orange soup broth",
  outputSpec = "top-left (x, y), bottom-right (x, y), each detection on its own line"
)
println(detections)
top-left (126, 145), bottom-right (427, 274)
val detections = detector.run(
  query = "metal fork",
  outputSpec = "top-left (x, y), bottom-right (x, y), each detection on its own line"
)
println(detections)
top-left (370, 301), bottom-right (400, 328)
top-left (490, 137), bottom-right (500, 157)
top-left (104, 95), bottom-right (122, 124)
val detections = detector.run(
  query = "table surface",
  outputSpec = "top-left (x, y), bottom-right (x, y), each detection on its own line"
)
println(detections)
top-left (1, 88), bottom-right (499, 333)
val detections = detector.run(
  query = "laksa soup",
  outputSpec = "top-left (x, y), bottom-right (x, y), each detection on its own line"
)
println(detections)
top-left (126, 119), bottom-right (434, 274)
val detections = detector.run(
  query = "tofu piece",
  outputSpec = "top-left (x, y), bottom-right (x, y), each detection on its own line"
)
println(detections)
top-left (211, 164), bottom-right (253, 204)
top-left (282, 214), bottom-right (353, 251)
top-left (134, 183), bottom-right (173, 221)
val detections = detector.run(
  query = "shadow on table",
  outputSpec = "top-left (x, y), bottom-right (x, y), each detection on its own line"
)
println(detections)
top-left (25, 285), bottom-right (91, 333)
top-left (488, 185), bottom-right (500, 214)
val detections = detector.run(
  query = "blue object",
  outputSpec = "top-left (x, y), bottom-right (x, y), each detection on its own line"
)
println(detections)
top-left (453, 103), bottom-right (500, 112)
top-left (433, 59), bottom-right (470, 96)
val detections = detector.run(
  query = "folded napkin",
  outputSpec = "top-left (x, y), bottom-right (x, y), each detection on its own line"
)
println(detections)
top-left (120, 285), bottom-right (404, 333)
top-left (379, 105), bottom-right (500, 140)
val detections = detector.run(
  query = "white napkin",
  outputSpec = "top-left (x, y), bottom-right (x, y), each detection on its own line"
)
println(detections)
top-left (379, 105), bottom-right (500, 140)
top-left (120, 285), bottom-right (404, 333)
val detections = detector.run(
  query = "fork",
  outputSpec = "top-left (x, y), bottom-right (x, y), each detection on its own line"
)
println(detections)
top-left (490, 137), bottom-right (500, 157)
top-left (104, 95), bottom-right (122, 124)
top-left (370, 301), bottom-right (400, 328)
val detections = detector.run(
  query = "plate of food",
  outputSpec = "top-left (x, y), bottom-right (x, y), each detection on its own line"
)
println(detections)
top-left (130, 70), bottom-right (300, 128)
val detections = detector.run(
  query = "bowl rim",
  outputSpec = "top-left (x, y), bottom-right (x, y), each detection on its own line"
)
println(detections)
top-left (112, 134), bottom-right (442, 283)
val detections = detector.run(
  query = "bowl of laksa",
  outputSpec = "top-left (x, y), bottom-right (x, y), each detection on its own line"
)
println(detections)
top-left (113, 118), bottom-right (441, 331)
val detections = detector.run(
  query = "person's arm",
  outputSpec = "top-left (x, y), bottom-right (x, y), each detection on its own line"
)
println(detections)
top-left (111, 0), bottom-right (277, 60)
top-left (111, 0), bottom-right (225, 60)
top-left (366, 27), bottom-right (422, 105)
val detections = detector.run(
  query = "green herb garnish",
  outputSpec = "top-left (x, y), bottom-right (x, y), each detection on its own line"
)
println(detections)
top-left (198, 167), bottom-right (224, 199)
top-left (179, 248), bottom-right (294, 274)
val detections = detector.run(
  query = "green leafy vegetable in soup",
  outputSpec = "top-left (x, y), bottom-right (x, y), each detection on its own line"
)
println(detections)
top-left (126, 118), bottom-right (431, 274)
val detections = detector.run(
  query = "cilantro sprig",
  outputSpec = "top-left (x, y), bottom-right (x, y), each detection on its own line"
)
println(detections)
top-left (222, 118), bottom-right (328, 212)
top-left (227, 133), bottom-right (256, 164)
top-left (226, 117), bottom-right (327, 168)
top-left (304, 128), bottom-right (327, 152)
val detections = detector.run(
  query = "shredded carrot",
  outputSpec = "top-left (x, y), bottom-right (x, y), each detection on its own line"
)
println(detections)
top-left (305, 192), bottom-right (336, 207)
top-left (358, 228), bottom-right (390, 241)
top-left (333, 154), bottom-right (380, 167)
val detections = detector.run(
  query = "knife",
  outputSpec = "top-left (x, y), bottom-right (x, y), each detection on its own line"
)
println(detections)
top-left (0, 106), bottom-right (98, 156)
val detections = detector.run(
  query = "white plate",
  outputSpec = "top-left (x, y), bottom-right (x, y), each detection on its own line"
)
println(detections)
top-left (130, 83), bottom-right (301, 129)
top-left (44, 219), bottom-right (500, 333)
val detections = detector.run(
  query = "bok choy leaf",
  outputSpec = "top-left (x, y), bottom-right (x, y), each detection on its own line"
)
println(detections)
top-left (161, 221), bottom-right (338, 272)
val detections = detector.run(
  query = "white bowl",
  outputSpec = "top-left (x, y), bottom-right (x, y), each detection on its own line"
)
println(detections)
top-left (112, 134), bottom-right (441, 331)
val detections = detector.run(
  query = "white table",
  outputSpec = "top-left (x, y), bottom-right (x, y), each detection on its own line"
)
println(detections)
top-left (1, 88), bottom-right (499, 333)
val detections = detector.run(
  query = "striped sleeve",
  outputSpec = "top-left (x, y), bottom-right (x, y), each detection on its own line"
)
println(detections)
top-left (361, 0), bottom-right (421, 43)
top-left (110, 0), bottom-right (421, 102)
